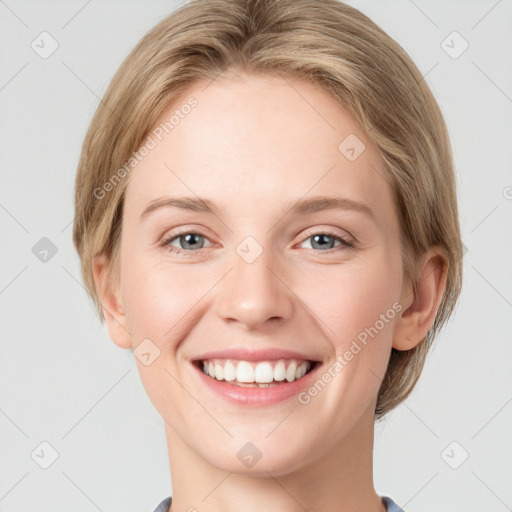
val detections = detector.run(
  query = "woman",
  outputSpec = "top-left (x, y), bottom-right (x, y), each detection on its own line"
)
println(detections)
top-left (72, 1), bottom-right (463, 510)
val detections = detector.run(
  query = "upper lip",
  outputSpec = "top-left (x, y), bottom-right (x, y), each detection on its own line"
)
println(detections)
top-left (192, 348), bottom-right (321, 363)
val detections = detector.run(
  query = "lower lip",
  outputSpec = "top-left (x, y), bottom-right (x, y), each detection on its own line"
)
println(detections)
top-left (190, 361), bottom-right (321, 406)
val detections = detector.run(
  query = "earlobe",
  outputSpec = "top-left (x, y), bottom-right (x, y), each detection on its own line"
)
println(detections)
top-left (91, 254), bottom-right (132, 350)
top-left (392, 247), bottom-right (448, 351)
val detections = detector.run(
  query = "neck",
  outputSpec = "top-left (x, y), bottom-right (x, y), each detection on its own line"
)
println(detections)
top-left (165, 400), bottom-right (385, 512)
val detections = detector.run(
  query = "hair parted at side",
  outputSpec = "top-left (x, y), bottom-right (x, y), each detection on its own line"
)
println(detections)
top-left (73, 0), bottom-right (463, 420)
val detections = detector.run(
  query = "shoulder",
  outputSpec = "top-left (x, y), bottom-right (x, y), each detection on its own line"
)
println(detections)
top-left (381, 495), bottom-right (406, 512)
top-left (152, 496), bottom-right (172, 512)
top-left (153, 496), bottom-right (404, 512)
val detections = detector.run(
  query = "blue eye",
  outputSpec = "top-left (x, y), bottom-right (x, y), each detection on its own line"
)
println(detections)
top-left (161, 230), bottom-right (354, 257)
top-left (163, 232), bottom-right (212, 256)
top-left (299, 232), bottom-right (354, 252)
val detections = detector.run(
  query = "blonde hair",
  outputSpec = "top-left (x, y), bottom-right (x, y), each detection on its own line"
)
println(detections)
top-left (73, 0), bottom-right (463, 420)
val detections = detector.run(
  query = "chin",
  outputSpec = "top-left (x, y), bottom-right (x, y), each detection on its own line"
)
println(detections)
top-left (201, 437), bottom-right (314, 478)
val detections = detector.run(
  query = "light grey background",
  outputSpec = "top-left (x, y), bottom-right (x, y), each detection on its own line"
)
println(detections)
top-left (0, 1), bottom-right (511, 511)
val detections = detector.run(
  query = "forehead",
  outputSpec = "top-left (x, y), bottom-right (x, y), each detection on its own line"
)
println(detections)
top-left (123, 72), bottom-right (395, 227)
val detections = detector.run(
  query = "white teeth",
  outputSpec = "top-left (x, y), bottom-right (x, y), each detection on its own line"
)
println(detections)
top-left (236, 361), bottom-right (255, 383)
top-left (296, 363), bottom-right (306, 379)
top-left (223, 361), bottom-right (236, 381)
top-left (286, 361), bottom-right (297, 382)
top-left (254, 362), bottom-right (274, 383)
top-left (214, 362), bottom-right (224, 380)
top-left (274, 360), bottom-right (286, 381)
top-left (200, 358), bottom-right (312, 384)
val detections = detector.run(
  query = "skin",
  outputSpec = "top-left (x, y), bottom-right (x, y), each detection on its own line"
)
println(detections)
top-left (92, 71), bottom-right (448, 512)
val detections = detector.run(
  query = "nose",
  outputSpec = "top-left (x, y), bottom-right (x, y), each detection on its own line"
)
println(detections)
top-left (215, 246), bottom-right (295, 331)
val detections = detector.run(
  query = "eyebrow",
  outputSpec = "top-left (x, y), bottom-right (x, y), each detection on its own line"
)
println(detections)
top-left (140, 195), bottom-right (375, 221)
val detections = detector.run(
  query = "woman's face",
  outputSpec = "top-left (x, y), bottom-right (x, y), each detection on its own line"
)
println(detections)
top-left (114, 72), bottom-right (407, 474)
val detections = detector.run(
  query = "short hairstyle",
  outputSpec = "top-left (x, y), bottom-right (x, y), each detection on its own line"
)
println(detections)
top-left (72, 0), bottom-right (464, 420)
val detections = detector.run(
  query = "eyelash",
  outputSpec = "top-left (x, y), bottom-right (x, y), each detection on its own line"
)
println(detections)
top-left (161, 228), bottom-right (355, 257)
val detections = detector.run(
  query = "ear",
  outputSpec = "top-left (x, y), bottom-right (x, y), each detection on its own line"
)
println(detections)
top-left (91, 253), bottom-right (132, 350)
top-left (393, 246), bottom-right (449, 351)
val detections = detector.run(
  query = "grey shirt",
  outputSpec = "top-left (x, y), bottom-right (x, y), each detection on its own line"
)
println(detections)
top-left (152, 495), bottom-right (405, 511)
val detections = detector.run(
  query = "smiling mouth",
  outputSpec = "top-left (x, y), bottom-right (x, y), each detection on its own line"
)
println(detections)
top-left (193, 359), bottom-right (319, 388)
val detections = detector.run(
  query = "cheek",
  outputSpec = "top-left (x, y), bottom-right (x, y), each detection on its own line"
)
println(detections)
top-left (120, 250), bottom-right (216, 346)
top-left (120, 239), bottom-right (402, 357)
top-left (309, 257), bottom-right (401, 347)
